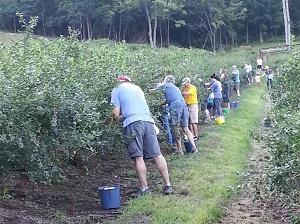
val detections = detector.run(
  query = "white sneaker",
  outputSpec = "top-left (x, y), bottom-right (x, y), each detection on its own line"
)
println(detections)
top-left (172, 150), bottom-right (184, 155)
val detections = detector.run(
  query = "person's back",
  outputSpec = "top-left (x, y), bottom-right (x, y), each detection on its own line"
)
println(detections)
top-left (159, 82), bottom-right (185, 106)
top-left (210, 80), bottom-right (222, 99)
top-left (111, 82), bottom-right (153, 127)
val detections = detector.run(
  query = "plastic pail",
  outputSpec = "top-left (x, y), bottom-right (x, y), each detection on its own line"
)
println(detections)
top-left (234, 101), bottom-right (240, 107)
top-left (98, 186), bottom-right (120, 209)
top-left (184, 139), bottom-right (197, 153)
top-left (215, 116), bottom-right (225, 125)
top-left (264, 120), bottom-right (271, 127)
top-left (223, 108), bottom-right (230, 114)
top-left (230, 102), bottom-right (236, 108)
top-left (184, 141), bottom-right (192, 153)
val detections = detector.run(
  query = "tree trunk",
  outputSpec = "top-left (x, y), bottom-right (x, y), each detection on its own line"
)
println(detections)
top-left (202, 32), bottom-right (208, 49)
top-left (153, 15), bottom-right (157, 48)
top-left (86, 15), bottom-right (92, 40)
top-left (41, 0), bottom-right (46, 36)
top-left (259, 26), bottom-right (263, 43)
top-left (14, 16), bottom-right (17, 33)
top-left (282, 0), bottom-right (291, 50)
top-left (119, 12), bottom-right (122, 42)
top-left (167, 19), bottom-right (170, 47)
top-left (159, 21), bottom-right (163, 48)
top-left (144, 2), bottom-right (154, 47)
top-left (219, 27), bottom-right (222, 50)
top-left (123, 22), bottom-right (128, 41)
top-left (108, 18), bottom-right (113, 39)
top-left (246, 21), bottom-right (249, 44)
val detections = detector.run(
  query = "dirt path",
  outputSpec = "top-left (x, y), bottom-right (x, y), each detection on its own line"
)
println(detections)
top-left (221, 97), bottom-right (289, 224)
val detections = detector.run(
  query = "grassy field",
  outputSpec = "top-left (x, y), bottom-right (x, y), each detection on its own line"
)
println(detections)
top-left (0, 32), bottom-right (17, 45)
top-left (116, 83), bottom-right (267, 224)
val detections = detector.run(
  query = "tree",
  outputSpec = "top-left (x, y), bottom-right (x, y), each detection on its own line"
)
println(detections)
top-left (282, 0), bottom-right (291, 50)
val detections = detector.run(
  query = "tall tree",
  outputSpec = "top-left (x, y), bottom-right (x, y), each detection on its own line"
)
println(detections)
top-left (282, 0), bottom-right (291, 50)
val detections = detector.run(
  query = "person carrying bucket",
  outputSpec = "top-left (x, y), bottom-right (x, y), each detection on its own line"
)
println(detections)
top-left (110, 75), bottom-right (172, 197)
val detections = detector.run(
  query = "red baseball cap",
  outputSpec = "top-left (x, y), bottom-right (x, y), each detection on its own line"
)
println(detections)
top-left (117, 75), bottom-right (131, 82)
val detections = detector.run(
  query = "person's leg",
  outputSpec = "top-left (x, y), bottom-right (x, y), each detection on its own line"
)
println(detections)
top-left (180, 105), bottom-right (198, 151)
top-left (169, 106), bottom-right (184, 154)
top-left (182, 126), bottom-right (197, 151)
top-left (134, 157), bottom-right (148, 190)
top-left (188, 104), bottom-right (198, 137)
top-left (215, 98), bottom-right (222, 117)
top-left (192, 123), bottom-right (198, 138)
top-left (236, 83), bottom-right (240, 97)
top-left (172, 125), bottom-right (183, 153)
top-left (153, 155), bottom-right (171, 185)
top-left (161, 106), bottom-right (173, 145)
top-left (212, 98), bottom-right (217, 117)
top-left (204, 109), bottom-right (210, 119)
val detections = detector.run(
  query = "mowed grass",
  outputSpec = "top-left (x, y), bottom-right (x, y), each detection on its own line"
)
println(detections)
top-left (0, 32), bottom-right (17, 45)
top-left (117, 83), bottom-right (266, 224)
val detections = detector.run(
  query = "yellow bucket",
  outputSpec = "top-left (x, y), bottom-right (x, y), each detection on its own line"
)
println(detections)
top-left (215, 116), bottom-right (225, 125)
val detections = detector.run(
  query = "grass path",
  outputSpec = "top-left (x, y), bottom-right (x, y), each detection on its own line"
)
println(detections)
top-left (117, 83), bottom-right (266, 224)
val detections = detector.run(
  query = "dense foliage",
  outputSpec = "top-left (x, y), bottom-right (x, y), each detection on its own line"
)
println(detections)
top-left (0, 16), bottom-right (255, 183)
top-left (268, 50), bottom-right (300, 207)
top-left (0, 0), bottom-right (299, 49)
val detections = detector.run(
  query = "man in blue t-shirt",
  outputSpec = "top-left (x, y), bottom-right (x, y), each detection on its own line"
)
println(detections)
top-left (155, 75), bottom-right (198, 155)
top-left (231, 65), bottom-right (240, 97)
top-left (110, 75), bottom-right (172, 197)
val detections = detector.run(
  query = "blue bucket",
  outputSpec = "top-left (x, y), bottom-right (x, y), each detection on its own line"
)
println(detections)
top-left (184, 140), bottom-right (197, 153)
top-left (264, 120), bottom-right (271, 127)
top-left (234, 101), bottom-right (239, 107)
top-left (230, 101), bottom-right (236, 108)
top-left (98, 186), bottom-right (120, 209)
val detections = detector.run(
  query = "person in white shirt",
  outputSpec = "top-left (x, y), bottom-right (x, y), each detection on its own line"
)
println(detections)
top-left (248, 63), bottom-right (253, 83)
top-left (255, 71), bottom-right (261, 87)
top-left (257, 57), bottom-right (263, 70)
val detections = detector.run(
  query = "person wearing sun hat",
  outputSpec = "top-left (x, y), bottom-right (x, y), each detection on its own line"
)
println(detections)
top-left (181, 77), bottom-right (199, 141)
top-left (110, 74), bottom-right (172, 197)
top-left (264, 66), bottom-right (274, 90)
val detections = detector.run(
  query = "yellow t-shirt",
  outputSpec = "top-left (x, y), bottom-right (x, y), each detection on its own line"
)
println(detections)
top-left (182, 85), bottom-right (198, 105)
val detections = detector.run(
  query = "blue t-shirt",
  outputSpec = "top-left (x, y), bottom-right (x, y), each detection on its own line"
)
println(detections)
top-left (210, 81), bottom-right (222, 99)
top-left (232, 69), bottom-right (240, 83)
top-left (157, 83), bottom-right (185, 106)
top-left (111, 82), bottom-right (154, 127)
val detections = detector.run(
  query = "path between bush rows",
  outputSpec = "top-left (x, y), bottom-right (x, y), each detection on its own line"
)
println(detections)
top-left (220, 95), bottom-right (289, 224)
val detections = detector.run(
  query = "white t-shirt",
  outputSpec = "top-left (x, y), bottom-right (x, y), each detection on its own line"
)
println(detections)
top-left (255, 75), bottom-right (261, 83)
top-left (257, 59), bottom-right (262, 66)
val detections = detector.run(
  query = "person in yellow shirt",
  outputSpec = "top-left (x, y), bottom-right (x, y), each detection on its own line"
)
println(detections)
top-left (181, 77), bottom-right (199, 140)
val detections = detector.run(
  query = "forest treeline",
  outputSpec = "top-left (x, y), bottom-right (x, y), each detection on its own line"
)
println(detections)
top-left (0, 0), bottom-right (299, 50)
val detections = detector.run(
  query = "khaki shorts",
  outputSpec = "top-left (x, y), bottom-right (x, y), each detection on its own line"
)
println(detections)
top-left (188, 103), bottom-right (198, 124)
